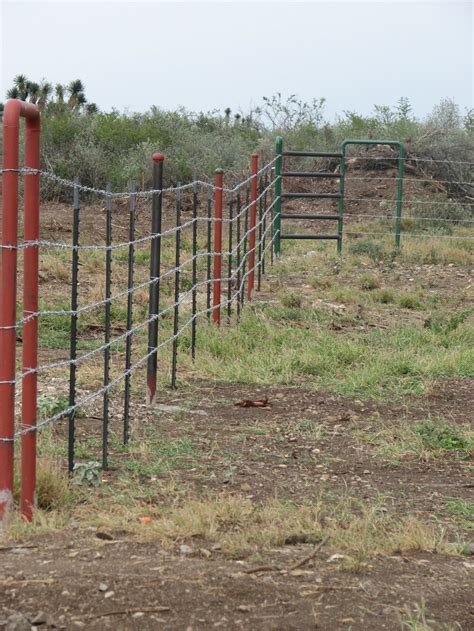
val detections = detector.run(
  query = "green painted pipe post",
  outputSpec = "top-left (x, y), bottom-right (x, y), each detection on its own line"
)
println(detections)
top-left (273, 136), bottom-right (283, 256)
top-left (337, 152), bottom-right (346, 255)
top-left (395, 144), bottom-right (405, 249)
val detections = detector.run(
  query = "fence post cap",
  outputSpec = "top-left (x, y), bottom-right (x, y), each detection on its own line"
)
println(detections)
top-left (152, 152), bottom-right (164, 162)
top-left (215, 168), bottom-right (224, 174)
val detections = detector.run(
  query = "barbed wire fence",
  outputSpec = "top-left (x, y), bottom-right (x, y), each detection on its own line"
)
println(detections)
top-left (1, 129), bottom-right (473, 521)
top-left (0, 153), bottom-right (279, 514)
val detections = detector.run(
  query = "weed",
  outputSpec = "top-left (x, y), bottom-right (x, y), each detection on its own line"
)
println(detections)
top-left (308, 274), bottom-right (332, 290)
top-left (280, 292), bottom-right (303, 309)
top-left (14, 458), bottom-right (73, 511)
top-left (415, 420), bottom-right (469, 452)
top-left (424, 309), bottom-right (472, 334)
top-left (349, 240), bottom-right (388, 263)
top-left (358, 419), bottom-right (474, 461)
top-left (38, 394), bottom-right (70, 420)
top-left (398, 292), bottom-right (423, 310)
top-left (359, 273), bottom-right (381, 291)
top-left (372, 288), bottom-right (396, 303)
top-left (73, 461), bottom-right (102, 487)
top-left (445, 498), bottom-right (474, 528)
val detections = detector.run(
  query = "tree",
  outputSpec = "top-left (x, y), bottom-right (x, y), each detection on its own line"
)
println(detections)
top-left (86, 102), bottom-right (99, 115)
top-left (13, 74), bottom-right (29, 100)
top-left (38, 81), bottom-right (53, 110)
top-left (27, 81), bottom-right (40, 104)
top-left (67, 79), bottom-right (86, 109)
top-left (396, 97), bottom-right (413, 120)
top-left (256, 93), bottom-right (326, 131)
top-left (6, 86), bottom-right (20, 99)
top-left (55, 83), bottom-right (65, 103)
top-left (4, 76), bottom-right (94, 114)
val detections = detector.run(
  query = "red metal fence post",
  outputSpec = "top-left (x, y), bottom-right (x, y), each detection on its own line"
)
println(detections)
top-left (21, 105), bottom-right (41, 521)
top-left (213, 169), bottom-right (224, 325)
top-left (0, 100), bottom-right (40, 522)
top-left (247, 154), bottom-right (258, 300)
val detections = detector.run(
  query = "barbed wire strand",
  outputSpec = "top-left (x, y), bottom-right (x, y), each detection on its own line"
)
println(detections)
top-left (2, 222), bottom-right (278, 440)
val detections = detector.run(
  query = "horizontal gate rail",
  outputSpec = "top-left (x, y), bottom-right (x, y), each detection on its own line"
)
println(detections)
top-left (281, 171), bottom-right (340, 179)
top-left (282, 150), bottom-right (343, 158)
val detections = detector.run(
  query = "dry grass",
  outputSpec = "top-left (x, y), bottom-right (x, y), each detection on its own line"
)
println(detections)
top-left (67, 491), bottom-right (461, 562)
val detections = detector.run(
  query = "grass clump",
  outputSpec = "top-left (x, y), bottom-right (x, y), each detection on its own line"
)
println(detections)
top-left (415, 420), bottom-right (471, 453)
top-left (398, 292), bottom-right (423, 310)
top-left (445, 498), bottom-right (474, 529)
top-left (280, 292), bottom-right (303, 309)
top-left (372, 288), bottom-right (396, 303)
top-left (308, 274), bottom-right (332, 290)
top-left (14, 458), bottom-right (73, 512)
top-left (359, 418), bottom-right (474, 462)
top-left (349, 240), bottom-right (391, 263)
top-left (359, 273), bottom-right (381, 291)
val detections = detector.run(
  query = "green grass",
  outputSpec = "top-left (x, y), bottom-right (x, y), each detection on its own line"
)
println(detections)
top-left (182, 309), bottom-right (473, 399)
top-left (446, 498), bottom-right (474, 528)
top-left (357, 419), bottom-right (474, 462)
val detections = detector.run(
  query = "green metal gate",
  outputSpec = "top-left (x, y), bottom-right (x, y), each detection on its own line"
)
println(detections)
top-left (273, 137), bottom-right (405, 254)
top-left (273, 136), bottom-right (344, 255)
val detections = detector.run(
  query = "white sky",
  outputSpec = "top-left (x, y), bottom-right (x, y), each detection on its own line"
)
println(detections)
top-left (1, 0), bottom-right (472, 119)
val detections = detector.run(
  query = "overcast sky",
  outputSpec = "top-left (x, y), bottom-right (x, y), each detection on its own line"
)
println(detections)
top-left (1, 1), bottom-right (472, 120)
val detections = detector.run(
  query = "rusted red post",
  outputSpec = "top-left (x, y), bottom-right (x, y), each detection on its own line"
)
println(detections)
top-left (21, 107), bottom-right (41, 521)
top-left (212, 169), bottom-right (224, 325)
top-left (247, 153), bottom-right (258, 300)
top-left (0, 100), bottom-right (40, 522)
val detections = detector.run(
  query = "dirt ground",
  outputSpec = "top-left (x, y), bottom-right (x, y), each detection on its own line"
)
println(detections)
top-left (1, 378), bottom-right (474, 631)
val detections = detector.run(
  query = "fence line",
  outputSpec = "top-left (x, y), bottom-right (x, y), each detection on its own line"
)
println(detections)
top-left (1, 112), bottom-right (473, 521)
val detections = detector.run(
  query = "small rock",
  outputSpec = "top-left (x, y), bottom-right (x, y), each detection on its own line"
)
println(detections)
top-left (240, 483), bottom-right (251, 492)
top-left (95, 531), bottom-right (114, 541)
top-left (6, 613), bottom-right (31, 631)
top-left (237, 605), bottom-right (252, 612)
top-left (132, 612), bottom-right (145, 619)
top-left (98, 583), bottom-right (108, 592)
top-left (31, 612), bottom-right (47, 625)
top-left (104, 590), bottom-right (115, 599)
top-left (465, 543), bottom-right (474, 555)
top-left (199, 548), bottom-right (212, 558)
top-left (179, 544), bottom-right (194, 556)
top-left (327, 553), bottom-right (349, 563)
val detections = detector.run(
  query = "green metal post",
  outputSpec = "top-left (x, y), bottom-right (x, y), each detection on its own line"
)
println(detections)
top-left (337, 155), bottom-right (345, 254)
top-left (395, 144), bottom-right (405, 248)
top-left (273, 136), bottom-right (283, 256)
